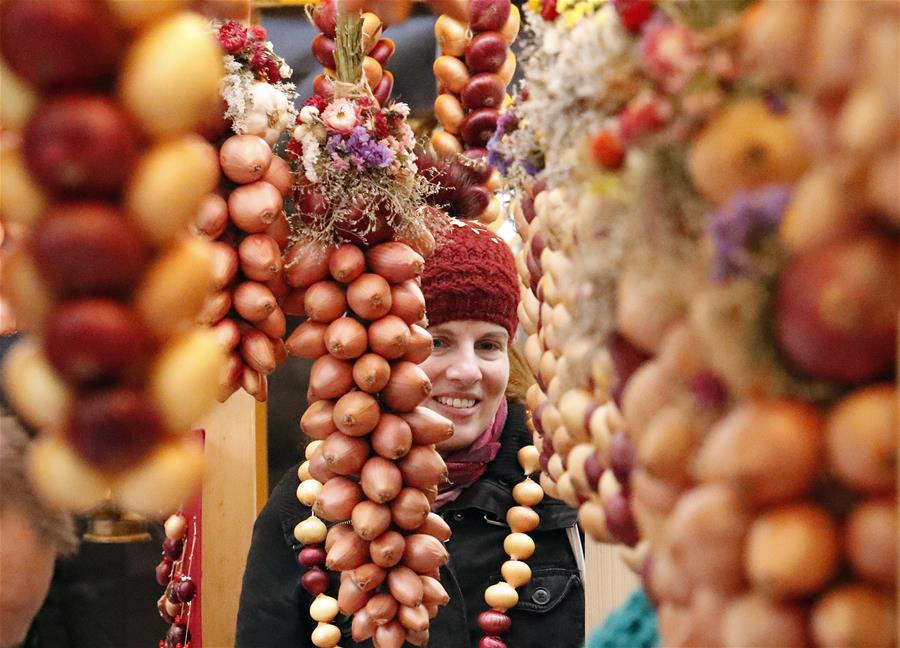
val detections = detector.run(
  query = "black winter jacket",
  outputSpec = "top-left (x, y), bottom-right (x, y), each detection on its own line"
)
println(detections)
top-left (236, 401), bottom-right (584, 648)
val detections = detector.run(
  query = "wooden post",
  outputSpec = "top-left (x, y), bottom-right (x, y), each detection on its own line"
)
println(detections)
top-left (200, 390), bottom-right (268, 648)
top-left (584, 538), bottom-right (641, 636)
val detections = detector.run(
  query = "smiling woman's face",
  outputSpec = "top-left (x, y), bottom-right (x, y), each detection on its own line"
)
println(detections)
top-left (420, 320), bottom-right (510, 454)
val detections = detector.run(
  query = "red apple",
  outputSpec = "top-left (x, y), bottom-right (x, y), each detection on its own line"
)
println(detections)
top-left (459, 107), bottom-right (500, 147)
top-left (465, 32), bottom-right (508, 74)
top-left (461, 73), bottom-right (505, 110)
top-left (469, 0), bottom-right (511, 33)
top-left (43, 298), bottom-right (154, 385)
top-left (23, 94), bottom-right (140, 196)
top-left (29, 202), bottom-right (148, 298)
top-left (0, 0), bottom-right (125, 89)
top-left (66, 388), bottom-right (166, 470)
top-left (775, 234), bottom-right (899, 382)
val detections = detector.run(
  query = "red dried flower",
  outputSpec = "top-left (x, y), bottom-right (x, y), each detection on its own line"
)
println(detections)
top-left (264, 60), bottom-right (281, 82)
top-left (218, 21), bottom-right (247, 54)
top-left (286, 139), bottom-right (303, 160)
top-left (613, 0), bottom-right (655, 34)
top-left (590, 130), bottom-right (626, 170)
top-left (541, 0), bottom-right (559, 21)
top-left (250, 51), bottom-right (268, 73)
top-left (249, 25), bottom-right (268, 41)
top-left (373, 111), bottom-right (390, 139)
top-left (304, 94), bottom-right (327, 111)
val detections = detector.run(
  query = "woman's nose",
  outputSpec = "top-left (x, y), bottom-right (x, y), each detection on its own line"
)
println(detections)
top-left (444, 350), bottom-right (481, 385)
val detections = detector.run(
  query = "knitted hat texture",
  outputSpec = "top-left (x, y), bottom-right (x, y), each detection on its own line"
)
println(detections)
top-left (421, 220), bottom-right (519, 337)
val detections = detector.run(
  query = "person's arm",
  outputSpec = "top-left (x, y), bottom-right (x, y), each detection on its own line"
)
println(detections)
top-left (235, 489), bottom-right (311, 647)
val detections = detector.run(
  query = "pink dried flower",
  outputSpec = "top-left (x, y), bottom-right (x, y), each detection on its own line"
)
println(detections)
top-left (218, 21), bottom-right (247, 54)
top-left (321, 99), bottom-right (358, 134)
top-left (249, 25), bottom-right (268, 41)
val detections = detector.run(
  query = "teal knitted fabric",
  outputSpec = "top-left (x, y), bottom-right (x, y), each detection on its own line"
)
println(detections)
top-left (585, 588), bottom-right (659, 648)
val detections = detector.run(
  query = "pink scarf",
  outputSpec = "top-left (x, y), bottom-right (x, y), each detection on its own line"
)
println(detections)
top-left (434, 399), bottom-right (507, 510)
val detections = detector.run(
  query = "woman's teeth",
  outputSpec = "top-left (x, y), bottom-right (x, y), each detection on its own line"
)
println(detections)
top-left (436, 396), bottom-right (476, 409)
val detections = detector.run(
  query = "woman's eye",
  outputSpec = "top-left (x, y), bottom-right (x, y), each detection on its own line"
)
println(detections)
top-left (431, 338), bottom-right (446, 349)
top-left (477, 341), bottom-right (503, 353)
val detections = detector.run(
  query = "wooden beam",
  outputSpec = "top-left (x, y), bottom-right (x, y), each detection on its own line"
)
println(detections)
top-left (584, 538), bottom-right (640, 636)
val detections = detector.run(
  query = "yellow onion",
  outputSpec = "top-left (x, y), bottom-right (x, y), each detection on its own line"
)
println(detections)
top-left (435, 92), bottom-right (465, 134)
top-left (402, 534), bottom-right (449, 574)
top-left (321, 432), bottom-right (370, 476)
top-left (351, 607), bottom-right (376, 642)
top-left (309, 355), bottom-right (354, 401)
top-left (417, 512), bottom-right (451, 542)
top-left (388, 565), bottom-right (425, 607)
top-left (0, 339), bottom-right (71, 431)
top-left (501, 559), bottom-right (532, 588)
top-left (297, 460), bottom-right (312, 481)
top-left (313, 476), bottom-right (362, 522)
top-left (296, 478), bottom-right (323, 507)
top-left (370, 530), bottom-right (405, 568)
top-left (366, 592), bottom-right (399, 626)
top-left (284, 240), bottom-right (333, 288)
top-left (390, 487), bottom-right (431, 531)
top-left (484, 581), bottom-right (518, 611)
top-left (286, 320), bottom-right (327, 358)
top-left (403, 407), bottom-right (454, 445)
top-left (500, 3), bottom-right (520, 42)
top-left (25, 436), bottom-right (109, 514)
top-left (506, 506), bottom-right (540, 533)
top-left (403, 325), bottom-right (433, 364)
top-left (333, 391), bottom-right (381, 436)
top-left (305, 440), bottom-right (324, 461)
top-left (366, 242), bottom-right (424, 283)
top-left (353, 353), bottom-right (391, 393)
top-left (352, 500), bottom-right (392, 541)
top-left (324, 316), bottom-right (368, 360)
top-left (293, 516), bottom-right (328, 544)
top-left (113, 438), bottom-right (204, 518)
top-left (304, 280), bottom-right (347, 323)
top-left (434, 13), bottom-right (469, 56)
top-left (512, 478), bottom-right (544, 507)
top-left (433, 55), bottom-right (470, 94)
top-left (311, 621), bottom-right (341, 648)
top-left (233, 280), bottom-right (277, 322)
top-left (811, 584), bottom-right (897, 648)
top-left (301, 400), bottom-right (337, 440)
top-left (398, 603), bottom-right (429, 633)
top-left (347, 273), bottom-right (392, 320)
top-left (310, 594), bottom-right (340, 624)
top-left (369, 315), bottom-right (411, 359)
top-left (326, 526), bottom-right (370, 571)
top-left (382, 361), bottom-right (432, 412)
top-left (361, 11), bottom-right (383, 51)
top-left (559, 388), bottom-right (593, 443)
top-left (389, 280), bottom-right (426, 325)
top-left (398, 446), bottom-right (447, 490)
top-left (338, 577), bottom-right (371, 615)
top-left (329, 244), bottom-right (366, 283)
top-left (503, 532), bottom-right (536, 560)
top-left (420, 575), bottom-right (449, 606)
top-left (371, 413), bottom-right (413, 460)
top-left (350, 562), bottom-right (388, 592)
top-left (360, 456), bottom-right (403, 504)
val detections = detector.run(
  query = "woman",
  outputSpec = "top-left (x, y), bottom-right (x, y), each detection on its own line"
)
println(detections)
top-left (236, 221), bottom-right (584, 647)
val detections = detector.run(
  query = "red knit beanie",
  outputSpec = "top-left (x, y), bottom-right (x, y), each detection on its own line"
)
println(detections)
top-left (421, 220), bottom-right (519, 338)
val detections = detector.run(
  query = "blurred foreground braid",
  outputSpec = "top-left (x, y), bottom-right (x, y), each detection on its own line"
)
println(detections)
top-left (0, 407), bottom-right (79, 557)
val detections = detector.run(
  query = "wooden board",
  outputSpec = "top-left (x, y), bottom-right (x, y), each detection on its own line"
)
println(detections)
top-left (200, 391), bottom-right (268, 648)
top-left (584, 538), bottom-right (641, 636)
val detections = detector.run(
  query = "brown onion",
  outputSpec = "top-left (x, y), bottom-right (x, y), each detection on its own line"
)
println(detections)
top-left (382, 362), bottom-right (432, 412)
top-left (347, 273), bottom-right (392, 320)
top-left (406, 628), bottom-right (430, 646)
top-left (240, 328), bottom-right (276, 375)
top-left (351, 607), bottom-right (376, 642)
top-left (301, 400), bottom-right (336, 440)
top-left (366, 593), bottom-right (399, 627)
top-left (325, 523), bottom-right (355, 552)
top-left (329, 244), bottom-right (366, 283)
top-left (369, 315), bottom-right (411, 359)
top-left (240, 367), bottom-right (262, 398)
top-left (233, 281), bottom-right (276, 322)
top-left (403, 407), bottom-right (453, 445)
top-left (220, 134), bottom-right (272, 184)
top-left (327, 527), bottom-right (370, 571)
top-left (284, 239), bottom-right (332, 288)
top-left (321, 432), bottom-right (370, 476)
top-left (403, 325), bottom-right (433, 364)
top-left (420, 575), bottom-right (449, 606)
top-left (228, 181), bottom-right (282, 233)
top-left (191, 193), bottom-right (229, 239)
top-left (390, 488), bottom-right (431, 531)
top-left (313, 476), bottom-right (362, 522)
top-left (370, 530), bottom-right (405, 568)
top-left (366, 242), bottom-right (424, 283)
top-left (338, 577), bottom-right (370, 615)
top-left (211, 318), bottom-right (241, 351)
top-left (324, 316), bottom-right (368, 360)
top-left (398, 446), bottom-right (448, 490)
top-left (371, 413), bottom-right (413, 459)
top-left (350, 562), bottom-right (387, 592)
top-left (388, 565), bottom-right (424, 607)
top-left (389, 280), bottom-right (426, 324)
top-left (304, 280), bottom-right (347, 323)
top-left (417, 513), bottom-right (451, 542)
top-left (333, 391), bottom-right (381, 436)
top-left (398, 604), bottom-right (429, 633)
top-left (281, 288), bottom-right (307, 317)
top-left (286, 320), bottom-right (327, 358)
top-left (209, 241), bottom-right (238, 290)
top-left (353, 353), bottom-right (391, 393)
top-left (352, 500), bottom-right (392, 540)
top-left (238, 233), bottom-right (282, 282)
top-left (308, 449), bottom-right (337, 483)
top-left (360, 456), bottom-right (403, 504)
top-left (402, 534), bottom-right (449, 574)
top-left (255, 307), bottom-right (286, 340)
top-left (374, 620), bottom-right (406, 648)
top-left (309, 355), bottom-right (354, 400)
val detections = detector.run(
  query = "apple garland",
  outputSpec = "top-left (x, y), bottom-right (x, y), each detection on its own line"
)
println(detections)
top-left (0, 1), bottom-right (226, 518)
top-left (500, 2), bottom-right (898, 646)
top-left (430, 0), bottom-right (519, 226)
top-left (155, 512), bottom-right (199, 648)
